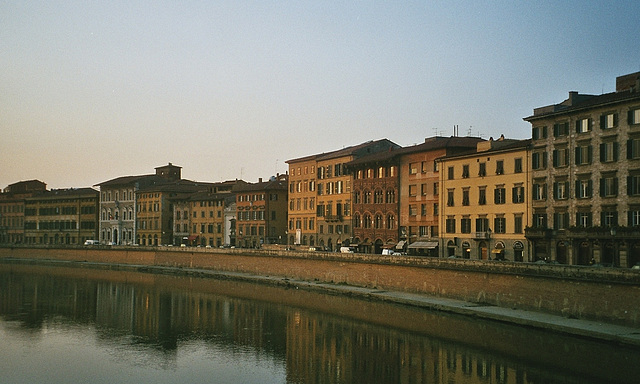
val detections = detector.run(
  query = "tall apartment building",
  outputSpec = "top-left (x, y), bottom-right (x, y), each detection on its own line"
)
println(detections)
top-left (524, 71), bottom-right (640, 267)
top-left (438, 137), bottom-right (531, 260)
top-left (235, 175), bottom-right (288, 248)
top-left (398, 136), bottom-right (484, 256)
top-left (285, 155), bottom-right (318, 247)
top-left (347, 149), bottom-right (401, 254)
top-left (23, 187), bottom-right (99, 245)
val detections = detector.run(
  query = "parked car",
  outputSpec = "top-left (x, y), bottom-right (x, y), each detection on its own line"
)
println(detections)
top-left (83, 240), bottom-right (99, 246)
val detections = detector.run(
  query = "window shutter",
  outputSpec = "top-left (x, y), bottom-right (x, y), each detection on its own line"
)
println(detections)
top-left (532, 153), bottom-right (539, 169)
top-left (552, 182), bottom-right (558, 199)
top-left (565, 149), bottom-right (569, 165)
top-left (588, 180), bottom-right (593, 197)
top-left (543, 152), bottom-right (547, 168)
top-left (600, 143), bottom-right (605, 162)
top-left (575, 147), bottom-right (581, 165)
top-left (564, 213), bottom-right (569, 228)
top-left (543, 126), bottom-right (548, 138)
top-left (575, 180), bottom-right (580, 198)
top-left (552, 150), bottom-right (558, 167)
top-left (629, 110), bottom-right (634, 125)
top-left (614, 178), bottom-right (619, 196)
top-left (600, 115), bottom-right (606, 129)
top-left (553, 213), bottom-right (558, 229)
top-left (553, 124), bottom-right (558, 137)
top-left (614, 113), bottom-right (618, 126)
top-left (629, 211), bottom-right (633, 226)
top-left (512, 187), bottom-right (517, 203)
top-left (576, 120), bottom-right (581, 133)
top-left (628, 140), bottom-right (633, 159)
top-left (614, 142), bottom-right (619, 161)
top-left (628, 176), bottom-right (632, 196)
top-left (600, 179), bottom-right (605, 197)
top-left (564, 123), bottom-right (569, 135)
top-left (613, 211), bottom-right (619, 226)
top-left (588, 146), bottom-right (592, 163)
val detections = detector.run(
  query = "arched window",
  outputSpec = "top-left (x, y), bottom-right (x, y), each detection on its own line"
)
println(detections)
top-left (364, 214), bottom-right (372, 228)
top-left (374, 190), bottom-right (383, 204)
top-left (386, 214), bottom-right (396, 229)
top-left (375, 214), bottom-right (383, 229)
top-left (353, 214), bottom-right (361, 228)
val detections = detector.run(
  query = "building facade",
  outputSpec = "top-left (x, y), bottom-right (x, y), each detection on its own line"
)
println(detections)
top-left (0, 180), bottom-right (47, 244)
top-left (236, 175), bottom-right (288, 248)
top-left (23, 188), bottom-right (99, 245)
top-left (524, 71), bottom-right (640, 267)
top-left (347, 150), bottom-right (401, 254)
top-left (286, 155), bottom-right (318, 248)
top-left (314, 139), bottom-right (400, 251)
top-left (438, 137), bottom-right (531, 261)
top-left (96, 163), bottom-right (182, 245)
top-left (398, 137), bottom-right (484, 256)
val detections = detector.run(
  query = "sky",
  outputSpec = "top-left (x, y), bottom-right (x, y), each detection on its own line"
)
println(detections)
top-left (2, 1), bottom-right (640, 190)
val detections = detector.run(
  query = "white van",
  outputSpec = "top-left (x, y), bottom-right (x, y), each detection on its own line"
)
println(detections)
top-left (84, 240), bottom-right (99, 246)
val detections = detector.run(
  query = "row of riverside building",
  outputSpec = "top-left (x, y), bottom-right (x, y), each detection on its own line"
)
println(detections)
top-left (2, 71), bottom-right (640, 267)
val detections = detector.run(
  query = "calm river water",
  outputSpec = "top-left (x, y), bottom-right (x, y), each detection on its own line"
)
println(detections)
top-left (0, 262), bottom-right (638, 384)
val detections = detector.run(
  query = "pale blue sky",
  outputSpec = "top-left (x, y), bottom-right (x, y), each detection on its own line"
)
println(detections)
top-left (2, 1), bottom-right (639, 189)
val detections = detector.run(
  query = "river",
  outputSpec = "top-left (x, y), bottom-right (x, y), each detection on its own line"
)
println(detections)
top-left (0, 263), bottom-right (638, 383)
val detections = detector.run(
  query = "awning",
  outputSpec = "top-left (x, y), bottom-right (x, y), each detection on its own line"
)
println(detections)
top-left (491, 249), bottom-right (504, 254)
top-left (408, 241), bottom-right (439, 249)
top-left (395, 240), bottom-right (406, 250)
top-left (187, 235), bottom-right (198, 241)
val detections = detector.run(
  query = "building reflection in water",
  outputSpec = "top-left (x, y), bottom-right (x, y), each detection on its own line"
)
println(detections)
top-left (1, 264), bottom-right (638, 384)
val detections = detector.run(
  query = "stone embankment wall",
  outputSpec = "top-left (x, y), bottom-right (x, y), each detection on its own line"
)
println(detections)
top-left (2, 245), bottom-right (639, 327)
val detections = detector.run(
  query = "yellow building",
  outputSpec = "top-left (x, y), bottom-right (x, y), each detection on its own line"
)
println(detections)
top-left (438, 137), bottom-right (531, 261)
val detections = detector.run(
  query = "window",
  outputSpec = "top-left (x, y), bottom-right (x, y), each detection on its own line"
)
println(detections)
top-left (433, 203), bottom-right (438, 216)
top-left (627, 138), bottom-right (640, 159)
top-left (576, 212), bottom-right (592, 227)
top-left (601, 210), bottom-right (618, 227)
top-left (601, 113), bottom-right (618, 129)
top-left (576, 179), bottom-right (593, 198)
top-left (448, 166), bottom-right (454, 180)
top-left (478, 163), bottom-right (486, 177)
top-left (494, 186), bottom-right (506, 204)
top-left (533, 213), bottom-right (547, 228)
top-left (409, 163), bottom-right (418, 174)
top-left (576, 118), bottom-right (591, 133)
top-left (532, 151), bottom-right (547, 169)
top-left (630, 109), bottom-right (640, 125)
top-left (475, 217), bottom-right (489, 232)
top-left (600, 176), bottom-right (618, 197)
top-left (575, 145), bottom-right (592, 165)
top-left (374, 190), bottom-right (383, 203)
top-left (496, 160), bottom-right (504, 175)
top-left (478, 187), bottom-right (487, 205)
top-left (433, 182), bottom-right (439, 196)
top-left (447, 189), bottom-right (455, 206)
top-left (553, 212), bottom-right (569, 230)
top-left (553, 122), bottom-right (569, 137)
top-left (512, 185), bottom-right (525, 203)
top-left (462, 165), bottom-right (470, 178)
top-left (421, 184), bottom-right (428, 196)
top-left (461, 217), bottom-right (471, 233)
top-left (409, 185), bottom-right (417, 197)
top-left (532, 126), bottom-right (547, 139)
top-left (600, 142), bottom-right (618, 163)
top-left (629, 175), bottom-right (640, 196)
top-left (553, 181), bottom-right (569, 200)
top-left (514, 215), bottom-right (523, 233)
top-left (552, 148), bottom-right (569, 167)
top-left (629, 209), bottom-right (640, 226)
top-left (533, 182), bottom-right (547, 201)
top-left (421, 161), bottom-right (429, 173)
top-left (446, 217), bottom-right (456, 233)
top-left (421, 204), bottom-right (427, 216)
top-left (514, 158), bottom-right (523, 173)
top-left (494, 217), bottom-right (506, 234)
top-left (363, 191), bottom-right (371, 204)
top-left (409, 205), bottom-right (417, 216)
top-left (462, 189), bottom-right (470, 206)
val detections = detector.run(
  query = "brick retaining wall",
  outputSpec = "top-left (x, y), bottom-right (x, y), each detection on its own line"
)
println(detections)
top-left (2, 245), bottom-right (639, 327)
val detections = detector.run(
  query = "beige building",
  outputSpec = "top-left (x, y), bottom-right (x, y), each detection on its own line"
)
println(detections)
top-left (438, 137), bottom-right (531, 261)
top-left (285, 155), bottom-right (318, 247)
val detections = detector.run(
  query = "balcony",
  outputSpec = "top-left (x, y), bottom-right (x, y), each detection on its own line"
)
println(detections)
top-left (473, 231), bottom-right (491, 240)
top-left (324, 214), bottom-right (343, 223)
